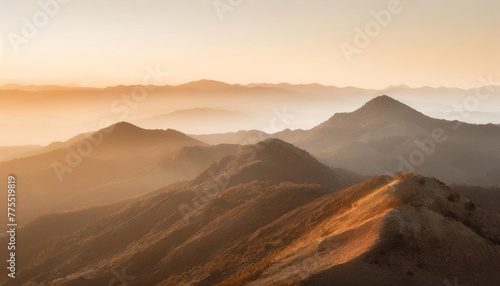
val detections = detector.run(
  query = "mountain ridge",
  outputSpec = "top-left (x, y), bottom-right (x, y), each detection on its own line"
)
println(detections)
top-left (10, 172), bottom-right (500, 285)
top-left (196, 95), bottom-right (500, 186)
top-left (315, 95), bottom-right (430, 130)
top-left (0, 122), bottom-right (208, 222)
top-left (187, 138), bottom-right (362, 191)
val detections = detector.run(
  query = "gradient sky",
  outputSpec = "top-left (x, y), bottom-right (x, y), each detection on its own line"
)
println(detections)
top-left (0, 0), bottom-right (499, 89)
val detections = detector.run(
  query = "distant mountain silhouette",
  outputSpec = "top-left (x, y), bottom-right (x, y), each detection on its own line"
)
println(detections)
top-left (345, 94), bottom-right (425, 119)
top-left (289, 96), bottom-right (500, 186)
top-left (0, 122), bottom-right (207, 222)
top-left (198, 95), bottom-right (500, 186)
top-left (245, 82), bottom-right (375, 95)
top-left (175, 79), bottom-right (235, 90)
top-left (193, 129), bottom-right (272, 145)
top-left (4, 81), bottom-right (499, 146)
top-left (15, 122), bottom-right (205, 160)
top-left (136, 108), bottom-right (256, 134)
top-left (0, 83), bottom-right (96, 91)
top-left (0, 145), bottom-right (42, 162)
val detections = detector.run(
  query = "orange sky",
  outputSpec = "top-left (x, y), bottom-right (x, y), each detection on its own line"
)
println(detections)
top-left (1, 0), bottom-right (499, 89)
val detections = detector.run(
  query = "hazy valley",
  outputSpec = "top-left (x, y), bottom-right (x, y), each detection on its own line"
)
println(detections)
top-left (0, 89), bottom-right (499, 285)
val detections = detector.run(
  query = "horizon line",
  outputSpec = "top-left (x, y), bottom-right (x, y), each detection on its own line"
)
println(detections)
top-left (0, 79), bottom-right (490, 91)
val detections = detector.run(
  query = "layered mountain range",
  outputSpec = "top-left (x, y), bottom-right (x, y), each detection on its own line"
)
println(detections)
top-left (0, 122), bottom-right (212, 222)
top-left (4, 140), bottom-right (499, 285)
top-left (197, 95), bottom-right (500, 186)
top-left (2, 81), bottom-right (499, 146)
top-left (0, 94), bottom-right (499, 285)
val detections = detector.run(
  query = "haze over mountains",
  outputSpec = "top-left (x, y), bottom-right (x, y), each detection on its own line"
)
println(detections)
top-left (0, 122), bottom-right (211, 222)
top-left (6, 147), bottom-right (500, 285)
top-left (137, 108), bottom-right (257, 134)
top-left (197, 95), bottom-right (500, 187)
top-left (0, 88), bottom-right (499, 285)
top-left (1, 94), bottom-right (498, 225)
top-left (0, 145), bottom-right (42, 162)
top-left (1, 81), bottom-right (499, 146)
top-left (3, 0), bottom-right (499, 284)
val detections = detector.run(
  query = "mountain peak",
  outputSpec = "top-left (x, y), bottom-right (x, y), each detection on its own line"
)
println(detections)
top-left (177, 79), bottom-right (233, 90)
top-left (188, 138), bottom-right (361, 190)
top-left (259, 137), bottom-right (302, 150)
top-left (110, 121), bottom-right (141, 129)
top-left (99, 121), bottom-right (145, 134)
top-left (362, 94), bottom-right (404, 107)
top-left (314, 95), bottom-right (428, 133)
top-left (353, 95), bottom-right (421, 117)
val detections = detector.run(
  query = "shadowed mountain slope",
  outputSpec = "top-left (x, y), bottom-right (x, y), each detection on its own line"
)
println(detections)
top-left (5, 138), bottom-right (500, 285)
top-left (450, 184), bottom-right (500, 214)
top-left (7, 139), bottom-right (362, 285)
top-left (292, 96), bottom-right (500, 186)
top-left (0, 122), bottom-right (207, 223)
top-left (200, 95), bottom-right (500, 186)
top-left (160, 144), bottom-right (241, 180)
top-left (188, 138), bottom-right (362, 190)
